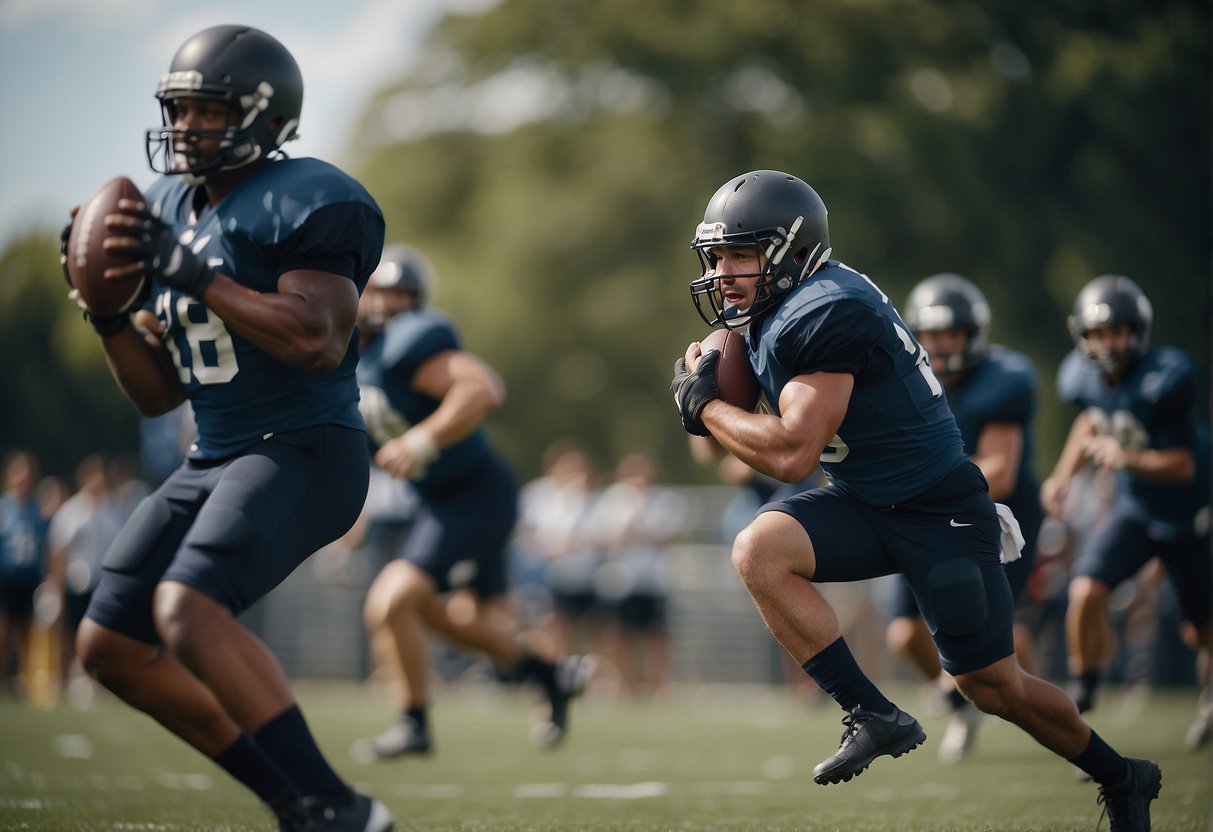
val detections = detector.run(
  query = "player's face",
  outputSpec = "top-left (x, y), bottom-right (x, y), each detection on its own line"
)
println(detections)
top-left (916, 328), bottom-right (968, 372)
top-left (707, 245), bottom-right (763, 314)
top-left (1084, 322), bottom-right (1133, 367)
top-left (360, 285), bottom-right (415, 330)
top-left (167, 97), bottom-right (235, 174)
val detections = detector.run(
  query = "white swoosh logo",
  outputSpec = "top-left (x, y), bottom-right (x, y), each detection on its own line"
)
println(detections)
top-left (949, 519), bottom-right (973, 528)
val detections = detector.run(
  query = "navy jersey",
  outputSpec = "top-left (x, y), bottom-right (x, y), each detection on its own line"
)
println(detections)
top-left (357, 309), bottom-right (494, 498)
top-left (1058, 346), bottom-right (1210, 540)
top-left (0, 495), bottom-right (47, 587)
top-left (143, 157), bottom-right (385, 460)
top-left (748, 261), bottom-right (968, 506)
top-left (950, 345), bottom-right (1042, 541)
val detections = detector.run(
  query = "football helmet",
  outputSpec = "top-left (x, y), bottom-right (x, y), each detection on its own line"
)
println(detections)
top-left (370, 244), bottom-right (434, 307)
top-left (1067, 274), bottom-right (1152, 376)
top-left (690, 170), bottom-right (831, 329)
top-left (146, 25), bottom-right (303, 184)
top-left (902, 273), bottom-right (991, 374)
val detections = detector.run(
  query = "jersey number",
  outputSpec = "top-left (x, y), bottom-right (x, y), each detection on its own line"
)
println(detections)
top-left (156, 292), bottom-right (239, 385)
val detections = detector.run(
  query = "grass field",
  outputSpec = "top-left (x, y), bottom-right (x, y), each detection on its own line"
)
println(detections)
top-left (1, 679), bottom-right (1209, 831)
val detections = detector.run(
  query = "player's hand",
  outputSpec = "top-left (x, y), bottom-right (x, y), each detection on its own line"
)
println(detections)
top-left (1039, 475), bottom-right (1069, 517)
top-left (375, 427), bottom-right (439, 480)
top-left (1084, 435), bottom-right (1128, 470)
top-left (104, 199), bottom-right (215, 298)
top-left (671, 349), bottom-right (721, 437)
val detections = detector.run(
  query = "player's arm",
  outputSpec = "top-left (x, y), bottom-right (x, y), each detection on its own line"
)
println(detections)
top-left (701, 369), bottom-right (851, 484)
top-left (375, 350), bottom-right (505, 480)
top-left (1083, 436), bottom-right (1194, 484)
top-left (971, 421), bottom-right (1023, 501)
top-left (97, 314), bottom-right (187, 416)
top-left (1040, 410), bottom-right (1098, 516)
top-left (197, 269), bottom-right (359, 373)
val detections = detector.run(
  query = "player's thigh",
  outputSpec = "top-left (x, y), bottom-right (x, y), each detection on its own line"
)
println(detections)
top-left (758, 486), bottom-right (892, 582)
top-left (1071, 510), bottom-right (1152, 590)
top-left (166, 425), bottom-right (370, 615)
top-left (403, 458), bottom-right (518, 596)
top-left (1157, 534), bottom-right (1213, 630)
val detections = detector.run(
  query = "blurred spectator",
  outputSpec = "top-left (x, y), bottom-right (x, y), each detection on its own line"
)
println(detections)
top-left (46, 454), bottom-right (125, 703)
top-left (589, 452), bottom-right (686, 699)
top-left (0, 450), bottom-right (50, 700)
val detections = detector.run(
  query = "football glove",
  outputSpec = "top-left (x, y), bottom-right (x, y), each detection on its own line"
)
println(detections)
top-left (112, 203), bottom-right (215, 298)
top-left (670, 349), bottom-right (721, 437)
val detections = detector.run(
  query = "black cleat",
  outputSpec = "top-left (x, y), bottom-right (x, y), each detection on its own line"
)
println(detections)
top-left (302, 792), bottom-right (394, 832)
top-left (812, 706), bottom-right (926, 785)
top-left (350, 716), bottom-right (431, 762)
top-left (1068, 678), bottom-right (1098, 714)
top-left (531, 655), bottom-right (595, 748)
top-left (1096, 758), bottom-right (1161, 832)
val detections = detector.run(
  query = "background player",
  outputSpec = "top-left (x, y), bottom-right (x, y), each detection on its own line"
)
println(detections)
top-left (1041, 274), bottom-right (1212, 749)
top-left (886, 274), bottom-right (1043, 763)
top-left (63, 25), bottom-right (391, 832)
top-left (670, 169), bottom-right (1161, 830)
top-left (353, 244), bottom-right (592, 760)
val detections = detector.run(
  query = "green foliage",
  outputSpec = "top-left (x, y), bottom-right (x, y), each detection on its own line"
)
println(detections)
top-left (351, 0), bottom-right (1210, 482)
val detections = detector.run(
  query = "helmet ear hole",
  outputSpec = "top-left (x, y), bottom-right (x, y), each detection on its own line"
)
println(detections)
top-left (792, 247), bottom-right (809, 265)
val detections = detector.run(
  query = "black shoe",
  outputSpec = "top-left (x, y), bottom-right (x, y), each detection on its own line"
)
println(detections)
top-left (812, 706), bottom-right (926, 785)
top-left (1096, 758), bottom-right (1161, 832)
top-left (350, 716), bottom-right (431, 762)
top-left (302, 792), bottom-right (394, 832)
top-left (531, 655), bottom-right (595, 748)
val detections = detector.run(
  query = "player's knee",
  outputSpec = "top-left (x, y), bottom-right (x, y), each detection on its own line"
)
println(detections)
top-left (927, 559), bottom-right (988, 637)
top-left (152, 583), bottom-right (220, 660)
top-left (1067, 576), bottom-right (1108, 608)
top-left (886, 617), bottom-right (918, 655)
top-left (730, 525), bottom-right (774, 588)
top-left (75, 619), bottom-right (135, 686)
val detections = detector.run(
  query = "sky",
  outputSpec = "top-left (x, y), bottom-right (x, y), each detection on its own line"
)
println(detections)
top-left (0, 0), bottom-right (467, 251)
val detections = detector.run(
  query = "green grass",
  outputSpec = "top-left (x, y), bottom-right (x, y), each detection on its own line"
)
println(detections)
top-left (1, 681), bottom-right (1209, 831)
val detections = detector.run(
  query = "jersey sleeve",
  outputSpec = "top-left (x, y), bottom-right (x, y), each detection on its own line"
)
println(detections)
top-left (774, 298), bottom-right (883, 376)
top-left (381, 314), bottom-right (461, 381)
top-left (273, 202), bottom-right (385, 284)
top-left (984, 352), bottom-right (1036, 424)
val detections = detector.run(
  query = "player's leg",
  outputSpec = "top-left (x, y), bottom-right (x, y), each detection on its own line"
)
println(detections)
top-left (736, 489), bottom-right (924, 785)
top-left (1065, 513), bottom-right (1151, 713)
top-left (1157, 535), bottom-right (1213, 750)
top-left (157, 426), bottom-right (387, 829)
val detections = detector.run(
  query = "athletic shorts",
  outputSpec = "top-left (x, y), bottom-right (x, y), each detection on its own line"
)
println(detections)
top-left (1073, 504), bottom-right (1212, 630)
top-left (401, 454), bottom-right (518, 598)
top-left (760, 462), bottom-right (1015, 675)
top-left (86, 425), bottom-right (370, 645)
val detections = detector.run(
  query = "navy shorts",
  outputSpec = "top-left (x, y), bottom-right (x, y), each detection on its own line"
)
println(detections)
top-left (86, 425), bottom-right (370, 645)
top-left (401, 454), bottom-right (518, 598)
top-left (760, 463), bottom-right (1015, 675)
top-left (1073, 504), bottom-right (1212, 630)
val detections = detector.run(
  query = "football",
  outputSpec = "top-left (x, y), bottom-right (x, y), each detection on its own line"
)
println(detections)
top-left (64, 176), bottom-right (146, 317)
top-left (699, 328), bottom-right (760, 412)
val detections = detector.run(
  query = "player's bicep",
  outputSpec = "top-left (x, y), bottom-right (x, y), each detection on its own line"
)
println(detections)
top-left (277, 269), bottom-right (360, 335)
top-left (778, 371), bottom-right (852, 454)
top-left (410, 349), bottom-right (504, 403)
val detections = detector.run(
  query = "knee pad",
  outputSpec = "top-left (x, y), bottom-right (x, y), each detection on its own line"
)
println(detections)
top-left (102, 495), bottom-right (173, 574)
top-left (187, 502), bottom-right (251, 554)
top-left (927, 558), bottom-right (989, 637)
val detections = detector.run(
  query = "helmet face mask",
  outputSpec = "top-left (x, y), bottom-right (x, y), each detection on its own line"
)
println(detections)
top-left (146, 26), bottom-right (303, 184)
top-left (689, 171), bottom-right (830, 329)
top-left (1067, 275), bottom-right (1153, 376)
top-left (903, 273), bottom-right (991, 376)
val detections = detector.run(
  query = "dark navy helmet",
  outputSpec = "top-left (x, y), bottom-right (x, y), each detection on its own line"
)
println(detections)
top-left (689, 170), bottom-right (831, 329)
top-left (370, 244), bottom-right (434, 307)
top-left (1067, 275), bottom-right (1152, 375)
top-left (903, 273), bottom-right (991, 374)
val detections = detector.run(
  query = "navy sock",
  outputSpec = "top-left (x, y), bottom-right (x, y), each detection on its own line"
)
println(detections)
top-left (801, 637), bottom-right (894, 715)
top-left (517, 654), bottom-right (558, 697)
top-left (213, 734), bottom-right (296, 808)
top-left (405, 705), bottom-right (428, 730)
top-left (254, 705), bottom-right (352, 803)
top-left (1068, 730), bottom-right (1130, 786)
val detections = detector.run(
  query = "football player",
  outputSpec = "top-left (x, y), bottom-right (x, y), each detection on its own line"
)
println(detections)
top-left (671, 170), bottom-right (1161, 830)
top-left (1042, 275), bottom-right (1212, 749)
top-left (60, 25), bottom-right (391, 832)
top-left (352, 244), bottom-right (592, 760)
top-left (885, 274), bottom-right (1043, 764)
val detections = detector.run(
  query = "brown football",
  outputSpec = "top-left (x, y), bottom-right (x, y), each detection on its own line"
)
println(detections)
top-left (700, 328), bottom-right (760, 412)
top-left (65, 176), bottom-right (146, 317)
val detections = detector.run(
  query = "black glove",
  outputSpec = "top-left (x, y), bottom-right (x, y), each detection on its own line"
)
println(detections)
top-left (670, 349), bottom-right (721, 437)
top-left (61, 217), bottom-right (131, 337)
top-left (112, 204), bottom-right (215, 298)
